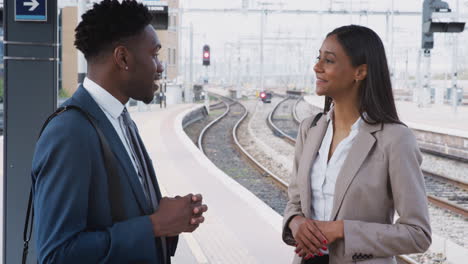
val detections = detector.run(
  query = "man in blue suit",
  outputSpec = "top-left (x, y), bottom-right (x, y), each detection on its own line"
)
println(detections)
top-left (31, 1), bottom-right (208, 263)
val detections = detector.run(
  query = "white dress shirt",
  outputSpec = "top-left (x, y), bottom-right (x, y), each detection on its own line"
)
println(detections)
top-left (310, 109), bottom-right (363, 221)
top-left (82, 77), bottom-right (140, 175)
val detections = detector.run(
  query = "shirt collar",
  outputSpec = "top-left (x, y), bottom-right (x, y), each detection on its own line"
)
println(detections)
top-left (83, 77), bottom-right (125, 119)
top-left (326, 106), bottom-right (363, 131)
top-left (350, 116), bottom-right (362, 131)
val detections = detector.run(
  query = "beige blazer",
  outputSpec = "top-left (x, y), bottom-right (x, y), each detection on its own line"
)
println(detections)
top-left (282, 114), bottom-right (431, 264)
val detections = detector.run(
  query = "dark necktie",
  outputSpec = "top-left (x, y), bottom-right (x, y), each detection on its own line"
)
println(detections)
top-left (119, 108), bottom-right (168, 263)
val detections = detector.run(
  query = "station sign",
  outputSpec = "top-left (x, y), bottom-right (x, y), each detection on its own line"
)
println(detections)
top-left (15, 0), bottom-right (47, 22)
top-left (144, 0), bottom-right (169, 30)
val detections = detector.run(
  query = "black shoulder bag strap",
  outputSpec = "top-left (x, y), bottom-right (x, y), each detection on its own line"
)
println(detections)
top-left (299, 112), bottom-right (325, 145)
top-left (22, 105), bottom-right (124, 264)
top-left (310, 112), bottom-right (324, 128)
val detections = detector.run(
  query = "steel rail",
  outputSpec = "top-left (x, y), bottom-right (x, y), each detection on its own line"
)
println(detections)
top-left (427, 194), bottom-right (468, 218)
top-left (396, 255), bottom-right (421, 264)
top-left (267, 97), bottom-right (296, 145)
top-left (198, 95), bottom-right (230, 154)
top-left (232, 101), bottom-right (289, 190)
top-left (292, 96), bottom-right (302, 125)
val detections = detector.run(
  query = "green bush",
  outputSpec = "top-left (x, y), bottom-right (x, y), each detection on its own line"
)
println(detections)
top-left (59, 88), bottom-right (70, 99)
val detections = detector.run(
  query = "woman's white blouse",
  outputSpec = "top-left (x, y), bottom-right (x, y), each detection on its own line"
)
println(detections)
top-left (310, 111), bottom-right (363, 221)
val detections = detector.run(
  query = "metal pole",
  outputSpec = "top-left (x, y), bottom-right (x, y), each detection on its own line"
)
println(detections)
top-left (237, 40), bottom-right (241, 98)
top-left (451, 0), bottom-right (460, 114)
top-left (435, 45), bottom-right (445, 105)
top-left (4, 1), bottom-right (58, 263)
top-left (228, 44), bottom-right (233, 85)
top-left (385, 12), bottom-right (389, 45)
top-left (260, 9), bottom-right (265, 92)
top-left (451, 36), bottom-right (458, 113)
top-left (188, 23), bottom-right (193, 103)
top-left (77, 0), bottom-right (87, 84)
top-left (302, 35), bottom-right (307, 91)
top-left (178, 6), bottom-right (183, 80)
top-left (422, 49), bottom-right (431, 107)
top-left (390, 0), bottom-right (395, 87)
top-left (415, 49), bottom-right (422, 104)
top-left (319, 0), bottom-right (323, 38)
top-left (405, 49), bottom-right (409, 92)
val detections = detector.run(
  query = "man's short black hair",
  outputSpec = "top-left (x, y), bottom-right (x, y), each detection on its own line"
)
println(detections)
top-left (74, 0), bottom-right (152, 60)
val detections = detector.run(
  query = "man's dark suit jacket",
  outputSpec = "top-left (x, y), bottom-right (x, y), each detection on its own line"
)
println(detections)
top-left (31, 86), bottom-right (177, 263)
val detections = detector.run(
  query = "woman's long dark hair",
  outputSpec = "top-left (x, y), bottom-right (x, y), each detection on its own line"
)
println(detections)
top-left (323, 25), bottom-right (400, 124)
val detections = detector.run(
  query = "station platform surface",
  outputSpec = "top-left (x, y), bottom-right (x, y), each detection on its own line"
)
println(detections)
top-left (130, 103), bottom-right (294, 263)
top-left (304, 95), bottom-right (468, 138)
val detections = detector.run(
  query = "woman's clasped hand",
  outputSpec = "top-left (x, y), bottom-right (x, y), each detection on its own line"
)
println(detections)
top-left (290, 215), bottom-right (344, 260)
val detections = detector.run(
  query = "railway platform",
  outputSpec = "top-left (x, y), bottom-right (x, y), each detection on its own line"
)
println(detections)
top-left (132, 103), bottom-right (294, 263)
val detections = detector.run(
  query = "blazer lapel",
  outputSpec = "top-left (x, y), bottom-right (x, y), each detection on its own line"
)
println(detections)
top-left (330, 121), bottom-right (382, 220)
top-left (68, 86), bottom-right (152, 215)
top-left (297, 116), bottom-right (329, 218)
top-left (134, 127), bottom-right (163, 201)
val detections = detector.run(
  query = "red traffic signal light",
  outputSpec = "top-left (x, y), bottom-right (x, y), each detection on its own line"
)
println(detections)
top-left (260, 91), bottom-right (272, 103)
top-left (203, 45), bottom-right (210, 66)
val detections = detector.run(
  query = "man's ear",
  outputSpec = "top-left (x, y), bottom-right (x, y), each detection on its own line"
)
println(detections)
top-left (354, 64), bottom-right (368, 81)
top-left (113, 45), bottom-right (130, 71)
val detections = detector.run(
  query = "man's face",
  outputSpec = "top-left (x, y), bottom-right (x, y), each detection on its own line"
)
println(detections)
top-left (126, 25), bottom-right (164, 104)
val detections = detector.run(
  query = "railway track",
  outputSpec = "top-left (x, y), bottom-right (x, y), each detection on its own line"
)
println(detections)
top-left (197, 94), bottom-right (288, 213)
top-left (292, 96), bottom-right (303, 124)
top-left (268, 96), bottom-right (468, 219)
top-left (208, 100), bottom-right (225, 110)
top-left (198, 98), bottom-right (230, 154)
top-left (419, 146), bottom-right (468, 164)
top-left (425, 171), bottom-right (468, 218)
top-left (396, 255), bottom-right (420, 264)
top-left (233, 101), bottom-right (289, 190)
top-left (201, 94), bottom-right (288, 189)
top-left (267, 96), bottom-right (300, 145)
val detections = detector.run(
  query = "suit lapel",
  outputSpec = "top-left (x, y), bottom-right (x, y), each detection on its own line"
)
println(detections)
top-left (131, 109), bottom-right (168, 262)
top-left (134, 125), bottom-right (163, 201)
top-left (330, 121), bottom-right (382, 220)
top-left (297, 116), bottom-right (329, 218)
top-left (68, 86), bottom-right (152, 215)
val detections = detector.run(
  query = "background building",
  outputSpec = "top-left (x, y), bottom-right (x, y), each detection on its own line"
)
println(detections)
top-left (155, 0), bottom-right (179, 80)
top-left (59, 0), bottom-right (179, 96)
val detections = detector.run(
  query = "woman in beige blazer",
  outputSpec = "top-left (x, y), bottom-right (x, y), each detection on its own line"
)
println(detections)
top-left (282, 25), bottom-right (431, 264)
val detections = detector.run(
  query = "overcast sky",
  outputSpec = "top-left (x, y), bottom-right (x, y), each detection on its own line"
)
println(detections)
top-left (177, 0), bottom-right (468, 79)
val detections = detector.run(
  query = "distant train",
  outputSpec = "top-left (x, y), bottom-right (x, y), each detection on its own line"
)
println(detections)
top-left (260, 91), bottom-right (272, 103)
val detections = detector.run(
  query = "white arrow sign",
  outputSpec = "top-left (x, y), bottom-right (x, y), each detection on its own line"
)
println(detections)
top-left (24, 0), bottom-right (40, 11)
